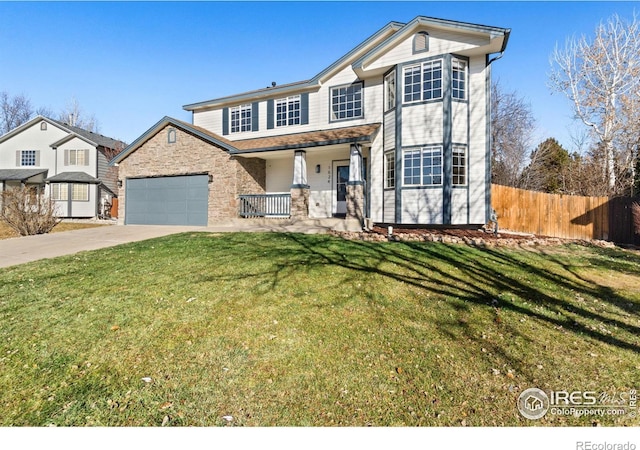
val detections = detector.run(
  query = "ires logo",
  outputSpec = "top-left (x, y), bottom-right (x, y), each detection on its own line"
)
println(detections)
top-left (550, 391), bottom-right (598, 406)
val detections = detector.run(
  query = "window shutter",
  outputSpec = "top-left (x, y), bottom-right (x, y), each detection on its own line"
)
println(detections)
top-left (251, 102), bottom-right (259, 131)
top-left (84, 149), bottom-right (90, 166)
top-left (64, 149), bottom-right (69, 166)
top-left (301, 93), bottom-right (309, 125)
top-left (267, 99), bottom-right (274, 129)
top-left (222, 107), bottom-right (229, 135)
top-left (16, 151), bottom-right (20, 166)
top-left (35, 151), bottom-right (40, 166)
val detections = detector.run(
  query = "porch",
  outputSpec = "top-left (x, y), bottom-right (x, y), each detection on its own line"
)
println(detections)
top-left (231, 124), bottom-right (380, 224)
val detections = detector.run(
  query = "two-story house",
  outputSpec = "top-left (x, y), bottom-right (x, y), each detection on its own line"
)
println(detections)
top-left (0, 116), bottom-right (123, 218)
top-left (112, 16), bottom-right (510, 227)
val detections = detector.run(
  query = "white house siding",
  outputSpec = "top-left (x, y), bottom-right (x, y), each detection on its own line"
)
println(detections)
top-left (367, 133), bottom-right (384, 222)
top-left (0, 120), bottom-right (66, 172)
top-left (363, 27), bottom-right (490, 72)
top-left (451, 100), bottom-right (468, 144)
top-left (265, 157), bottom-right (293, 193)
top-left (401, 103), bottom-right (443, 146)
top-left (451, 189), bottom-right (469, 224)
top-left (468, 55), bottom-right (489, 224)
top-left (402, 189), bottom-right (443, 224)
top-left (383, 190), bottom-right (395, 223)
top-left (56, 137), bottom-right (96, 176)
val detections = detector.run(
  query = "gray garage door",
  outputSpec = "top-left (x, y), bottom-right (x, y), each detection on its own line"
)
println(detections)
top-left (125, 175), bottom-right (208, 225)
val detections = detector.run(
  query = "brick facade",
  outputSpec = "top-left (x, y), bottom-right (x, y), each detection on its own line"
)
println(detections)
top-left (117, 125), bottom-right (265, 224)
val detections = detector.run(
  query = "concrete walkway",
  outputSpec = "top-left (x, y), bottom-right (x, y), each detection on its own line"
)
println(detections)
top-left (0, 218), bottom-right (362, 269)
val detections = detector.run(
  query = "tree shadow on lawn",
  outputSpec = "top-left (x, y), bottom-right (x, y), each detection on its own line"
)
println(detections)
top-left (272, 234), bottom-right (640, 356)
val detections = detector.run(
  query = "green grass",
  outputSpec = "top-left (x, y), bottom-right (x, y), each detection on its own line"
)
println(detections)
top-left (0, 232), bottom-right (638, 426)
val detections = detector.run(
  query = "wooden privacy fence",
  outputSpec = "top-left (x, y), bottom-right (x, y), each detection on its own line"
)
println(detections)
top-left (491, 184), bottom-right (610, 241)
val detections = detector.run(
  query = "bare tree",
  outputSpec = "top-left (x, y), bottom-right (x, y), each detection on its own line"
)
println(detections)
top-left (0, 186), bottom-right (61, 236)
top-left (59, 96), bottom-right (100, 132)
top-left (549, 13), bottom-right (640, 194)
top-left (0, 91), bottom-right (34, 134)
top-left (490, 80), bottom-right (536, 187)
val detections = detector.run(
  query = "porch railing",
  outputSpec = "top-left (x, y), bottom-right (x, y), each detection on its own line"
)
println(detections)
top-left (239, 193), bottom-right (291, 218)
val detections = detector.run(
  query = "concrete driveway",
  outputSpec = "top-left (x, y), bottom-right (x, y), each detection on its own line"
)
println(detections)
top-left (0, 219), bottom-right (358, 269)
top-left (0, 225), bottom-right (206, 269)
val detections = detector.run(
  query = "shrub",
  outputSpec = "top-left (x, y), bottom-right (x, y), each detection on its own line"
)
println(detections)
top-left (0, 186), bottom-right (61, 236)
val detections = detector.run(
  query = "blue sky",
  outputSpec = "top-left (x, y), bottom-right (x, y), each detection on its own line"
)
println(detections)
top-left (0, 1), bottom-right (637, 149)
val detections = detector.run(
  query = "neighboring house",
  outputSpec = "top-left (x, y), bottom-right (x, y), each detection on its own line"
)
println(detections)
top-left (112, 16), bottom-right (510, 227)
top-left (0, 116), bottom-right (123, 218)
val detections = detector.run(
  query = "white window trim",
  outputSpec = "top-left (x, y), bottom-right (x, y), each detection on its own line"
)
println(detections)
top-left (330, 81), bottom-right (364, 121)
top-left (452, 59), bottom-right (467, 101)
top-left (51, 183), bottom-right (68, 201)
top-left (452, 144), bottom-right (467, 186)
top-left (230, 104), bottom-right (252, 133)
top-left (275, 95), bottom-right (301, 127)
top-left (403, 146), bottom-right (443, 187)
top-left (403, 59), bottom-right (443, 104)
top-left (384, 71), bottom-right (396, 112)
top-left (72, 184), bottom-right (89, 202)
top-left (384, 151), bottom-right (395, 189)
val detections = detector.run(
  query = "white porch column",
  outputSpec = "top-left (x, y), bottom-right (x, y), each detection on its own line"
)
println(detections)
top-left (290, 150), bottom-right (309, 219)
top-left (348, 144), bottom-right (363, 183)
top-left (292, 150), bottom-right (308, 188)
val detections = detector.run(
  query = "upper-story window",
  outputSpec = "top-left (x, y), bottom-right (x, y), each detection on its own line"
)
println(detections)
top-left (65, 149), bottom-right (89, 166)
top-left (452, 59), bottom-right (467, 100)
top-left (384, 71), bottom-right (396, 112)
top-left (230, 104), bottom-right (252, 133)
top-left (403, 59), bottom-right (442, 103)
top-left (276, 95), bottom-right (301, 127)
top-left (330, 82), bottom-right (363, 121)
top-left (20, 150), bottom-right (37, 166)
top-left (413, 32), bottom-right (429, 54)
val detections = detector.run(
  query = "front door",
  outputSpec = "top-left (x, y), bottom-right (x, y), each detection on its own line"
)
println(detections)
top-left (334, 163), bottom-right (349, 216)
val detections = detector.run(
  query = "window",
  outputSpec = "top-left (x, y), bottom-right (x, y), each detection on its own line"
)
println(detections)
top-left (403, 60), bottom-right (442, 103)
top-left (403, 146), bottom-right (442, 186)
top-left (452, 59), bottom-right (467, 100)
top-left (40, 121), bottom-right (47, 131)
top-left (276, 96), bottom-right (301, 127)
top-left (20, 150), bottom-right (37, 166)
top-left (384, 151), bottom-right (395, 188)
top-left (384, 71), bottom-right (396, 112)
top-left (230, 104), bottom-right (252, 133)
top-left (66, 149), bottom-right (88, 166)
top-left (413, 32), bottom-right (429, 53)
top-left (72, 184), bottom-right (89, 201)
top-left (51, 183), bottom-right (68, 201)
top-left (331, 82), bottom-right (363, 121)
top-left (452, 145), bottom-right (467, 186)
top-left (168, 128), bottom-right (177, 143)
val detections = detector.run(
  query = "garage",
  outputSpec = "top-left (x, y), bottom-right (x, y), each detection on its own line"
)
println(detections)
top-left (125, 174), bottom-right (208, 226)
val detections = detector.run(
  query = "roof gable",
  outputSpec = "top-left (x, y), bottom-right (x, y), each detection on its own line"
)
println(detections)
top-left (110, 116), bottom-right (238, 165)
top-left (182, 16), bottom-right (509, 112)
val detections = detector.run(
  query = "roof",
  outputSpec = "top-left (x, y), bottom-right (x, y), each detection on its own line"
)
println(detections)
top-left (47, 118), bottom-right (125, 150)
top-left (45, 171), bottom-right (101, 184)
top-left (183, 20), bottom-right (404, 111)
top-left (0, 115), bottom-right (125, 151)
top-left (183, 15), bottom-right (509, 111)
top-left (0, 169), bottom-right (48, 182)
top-left (110, 116), bottom-right (238, 165)
top-left (231, 123), bottom-right (382, 153)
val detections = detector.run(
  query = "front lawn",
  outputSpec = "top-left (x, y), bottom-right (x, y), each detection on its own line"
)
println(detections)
top-left (0, 220), bottom-right (110, 240)
top-left (0, 232), bottom-right (638, 426)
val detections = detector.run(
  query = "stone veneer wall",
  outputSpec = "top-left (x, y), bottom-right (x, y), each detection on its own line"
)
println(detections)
top-left (117, 125), bottom-right (265, 224)
top-left (346, 184), bottom-right (364, 222)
